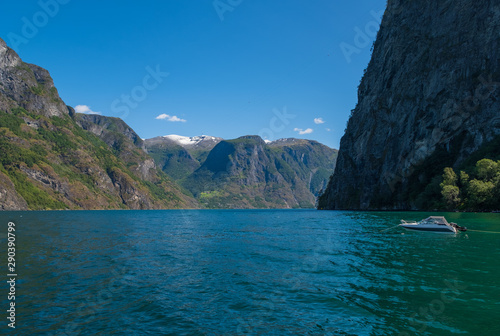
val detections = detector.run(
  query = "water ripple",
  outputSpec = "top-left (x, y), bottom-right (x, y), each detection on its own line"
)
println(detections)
top-left (1, 210), bottom-right (499, 335)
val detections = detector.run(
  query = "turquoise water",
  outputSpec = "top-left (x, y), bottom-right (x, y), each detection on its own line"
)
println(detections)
top-left (0, 210), bottom-right (499, 335)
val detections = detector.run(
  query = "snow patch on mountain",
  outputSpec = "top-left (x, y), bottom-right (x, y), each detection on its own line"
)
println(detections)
top-left (162, 135), bottom-right (222, 147)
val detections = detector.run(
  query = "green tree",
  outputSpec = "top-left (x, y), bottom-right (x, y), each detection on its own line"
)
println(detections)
top-left (459, 171), bottom-right (470, 208)
top-left (440, 159), bottom-right (500, 211)
top-left (476, 159), bottom-right (499, 181)
top-left (440, 167), bottom-right (461, 209)
top-left (467, 179), bottom-right (495, 209)
top-left (442, 167), bottom-right (458, 186)
top-left (459, 171), bottom-right (470, 187)
top-left (441, 185), bottom-right (461, 209)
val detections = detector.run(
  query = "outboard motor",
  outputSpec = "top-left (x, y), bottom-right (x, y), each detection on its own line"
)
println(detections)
top-left (451, 222), bottom-right (467, 232)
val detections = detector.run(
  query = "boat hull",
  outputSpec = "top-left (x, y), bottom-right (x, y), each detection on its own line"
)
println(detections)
top-left (400, 225), bottom-right (456, 233)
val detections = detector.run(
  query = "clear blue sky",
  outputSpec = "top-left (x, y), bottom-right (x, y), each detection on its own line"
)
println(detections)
top-left (0, 0), bottom-right (386, 149)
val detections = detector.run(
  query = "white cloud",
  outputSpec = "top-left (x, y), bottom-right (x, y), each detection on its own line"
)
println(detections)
top-left (155, 114), bottom-right (187, 122)
top-left (75, 105), bottom-right (101, 115)
top-left (294, 127), bottom-right (314, 135)
top-left (314, 118), bottom-right (325, 124)
top-left (326, 128), bottom-right (331, 132)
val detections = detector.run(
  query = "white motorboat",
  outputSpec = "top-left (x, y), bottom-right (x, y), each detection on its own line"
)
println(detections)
top-left (400, 216), bottom-right (467, 233)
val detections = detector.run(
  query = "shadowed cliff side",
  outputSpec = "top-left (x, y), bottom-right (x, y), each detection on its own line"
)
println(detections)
top-left (319, 0), bottom-right (500, 210)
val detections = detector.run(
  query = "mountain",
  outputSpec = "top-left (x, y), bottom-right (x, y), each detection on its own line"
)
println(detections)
top-left (146, 134), bottom-right (337, 208)
top-left (318, 0), bottom-right (500, 210)
top-left (0, 37), bottom-right (196, 210)
top-left (181, 135), bottom-right (337, 209)
top-left (268, 138), bottom-right (337, 196)
top-left (159, 135), bottom-right (223, 162)
top-left (0, 36), bottom-right (337, 210)
top-left (161, 135), bottom-right (222, 154)
top-left (144, 136), bottom-right (201, 181)
top-left (144, 135), bottom-right (222, 180)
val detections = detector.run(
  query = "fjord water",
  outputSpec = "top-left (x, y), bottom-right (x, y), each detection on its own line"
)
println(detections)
top-left (1, 210), bottom-right (499, 335)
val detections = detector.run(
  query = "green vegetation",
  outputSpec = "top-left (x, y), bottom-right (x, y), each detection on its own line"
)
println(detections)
top-left (30, 84), bottom-right (46, 96)
top-left (15, 63), bottom-right (34, 74)
top-left (0, 110), bottom-right (26, 137)
top-left (405, 144), bottom-right (459, 209)
top-left (440, 158), bottom-right (500, 211)
top-left (0, 135), bottom-right (45, 168)
top-left (200, 190), bottom-right (224, 200)
top-left (38, 127), bottom-right (77, 153)
top-left (274, 157), bottom-right (296, 183)
top-left (395, 134), bottom-right (500, 211)
top-left (310, 167), bottom-right (332, 196)
top-left (147, 145), bottom-right (199, 181)
top-left (1, 88), bottom-right (335, 210)
top-left (143, 178), bottom-right (183, 204)
top-left (7, 169), bottom-right (67, 210)
top-left (49, 86), bottom-right (58, 97)
top-left (226, 137), bottom-right (260, 145)
top-left (0, 106), bottom-right (190, 209)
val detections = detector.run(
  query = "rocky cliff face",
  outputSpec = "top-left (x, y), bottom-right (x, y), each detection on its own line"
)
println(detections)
top-left (76, 114), bottom-right (158, 181)
top-left (0, 38), bottom-right (68, 117)
top-left (319, 0), bottom-right (500, 210)
top-left (268, 138), bottom-right (338, 197)
top-left (0, 170), bottom-right (28, 210)
top-left (0, 37), bottom-right (196, 210)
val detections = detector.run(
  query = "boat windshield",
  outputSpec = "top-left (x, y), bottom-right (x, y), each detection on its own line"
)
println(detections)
top-left (424, 216), bottom-right (450, 225)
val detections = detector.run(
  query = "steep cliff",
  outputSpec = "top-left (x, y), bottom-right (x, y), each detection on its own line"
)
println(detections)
top-left (0, 39), bottom-right (67, 118)
top-left (268, 138), bottom-right (338, 197)
top-left (0, 37), bottom-right (196, 210)
top-left (76, 114), bottom-right (155, 181)
top-left (319, 0), bottom-right (500, 210)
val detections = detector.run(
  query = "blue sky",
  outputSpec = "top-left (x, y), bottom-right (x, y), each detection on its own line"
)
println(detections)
top-left (0, 0), bottom-right (386, 149)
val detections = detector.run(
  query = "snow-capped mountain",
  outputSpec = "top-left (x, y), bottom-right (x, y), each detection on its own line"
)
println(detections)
top-left (162, 135), bottom-right (223, 149)
top-left (144, 134), bottom-right (224, 179)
